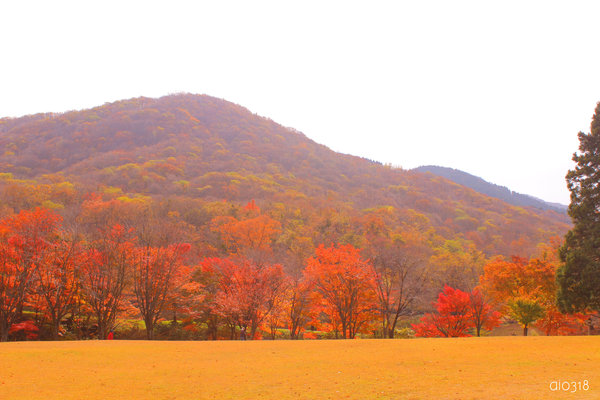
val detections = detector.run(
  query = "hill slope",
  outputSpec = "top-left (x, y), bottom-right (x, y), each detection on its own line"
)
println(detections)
top-left (0, 93), bottom-right (570, 259)
top-left (414, 165), bottom-right (567, 213)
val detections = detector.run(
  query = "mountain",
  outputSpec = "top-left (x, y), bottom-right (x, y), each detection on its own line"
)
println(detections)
top-left (0, 93), bottom-right (570, 260)
top-left (413, 166), bottom-right (567, 213)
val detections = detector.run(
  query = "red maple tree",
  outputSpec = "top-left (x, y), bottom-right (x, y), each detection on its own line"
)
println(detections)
top-left (413, 286), bottom-right (501, 337)
top-left (0, 208), bottom-right (61, 341)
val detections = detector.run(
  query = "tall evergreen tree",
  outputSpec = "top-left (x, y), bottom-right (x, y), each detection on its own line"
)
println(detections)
top-left (557, 102), bottom-right (600, 312)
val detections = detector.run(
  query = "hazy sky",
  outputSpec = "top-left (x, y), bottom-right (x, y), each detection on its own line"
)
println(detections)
top-left (2, 1), bottom-right (600, 205)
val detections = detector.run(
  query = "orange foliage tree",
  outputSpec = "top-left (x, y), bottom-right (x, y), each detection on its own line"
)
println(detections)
top-left (304, 244), bottom-right (376, 339)
top-left (286, 275), bottom-right (315, 339)
top-left (132, 243), bottom-right (191, 339)
top-left (480, 255), bottom-right (587, 335)
top-left (535, 308), bottom-right (588, 336)
top-left (34, 236), bottom-right (83, 339)
top-left (213, 201), bottom-right (281, 263)
top-left (480, 256), bottom-right (555, 304)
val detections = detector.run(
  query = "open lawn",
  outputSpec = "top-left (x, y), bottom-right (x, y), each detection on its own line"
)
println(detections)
top-left (0, 336), bottom-right (598, 400)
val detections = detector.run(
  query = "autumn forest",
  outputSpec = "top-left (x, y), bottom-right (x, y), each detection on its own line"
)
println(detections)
top-left (0, 94), bottom-right (581, 341)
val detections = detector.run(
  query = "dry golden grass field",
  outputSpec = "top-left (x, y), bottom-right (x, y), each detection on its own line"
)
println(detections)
top-left (0, 336), bottom-right (598, 400)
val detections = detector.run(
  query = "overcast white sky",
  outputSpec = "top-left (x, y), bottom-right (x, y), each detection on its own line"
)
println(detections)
top-left (2, 1), bottom-right (600, 205)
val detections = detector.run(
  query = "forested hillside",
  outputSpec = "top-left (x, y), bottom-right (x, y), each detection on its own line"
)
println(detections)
top-left (0, 93), bottom-right (568, 261)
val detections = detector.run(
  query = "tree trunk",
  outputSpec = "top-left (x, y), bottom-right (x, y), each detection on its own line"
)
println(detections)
top-left (387, 326), bottom-right (395, 338)
top-left (0, 320), bottom-right (9, 342)
top-left (523, 325), bottom-right (528, 336)
top-left (209, 322), bottom-right (217, 340)
top-left (52, 320), bottom-right (61, 340)
top-left (98, 325), bottom-right (107, 340)
top-left (98, 317), bottom-right (114, 340)
top-left (250, 324), bottom-right (258, 340)
top-left (145, 316), bottom-right (155, 340)
top-left (476, 326), bottom-right (481, 337)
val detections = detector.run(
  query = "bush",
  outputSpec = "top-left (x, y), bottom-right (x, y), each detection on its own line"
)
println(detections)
top-left (394, 327), bottom-right (415, 339)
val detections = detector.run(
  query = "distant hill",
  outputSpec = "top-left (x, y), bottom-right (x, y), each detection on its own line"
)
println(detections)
top-left (0, 94), bottom-right (570, 259)
top-left (413, 166), bottom-right (568, 214)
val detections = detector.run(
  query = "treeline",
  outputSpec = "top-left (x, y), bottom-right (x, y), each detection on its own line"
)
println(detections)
top-left (0, 201), bottom-right (589, 342)
top-left (0, 207), bottom-right (191, 341)
top-left (0, 202), bottom-right (427, 341)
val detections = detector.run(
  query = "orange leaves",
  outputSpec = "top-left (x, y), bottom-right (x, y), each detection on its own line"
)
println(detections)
top-left (480, 254), bottom-right (588, 336)
top-left (302, 331), bottom-right (318, 339)
top-left (306, 244), bottom-right (372, 281)
top-left (35, 237), bottom-right (83, 339)
top-left (286, 276), bottom-right (316, 339)
top-left (534, 308), bottom-right (588, 336)
top-left (132, 243), bottom-right (191, 339)
top-left (480, 256), bottom-right (556, 305)
top-left (79, 193), bottom-right (149, 231)
top-left (231, 214), bottom-right (280, 252)
top-left (304, 244), bottom-right (377, 339)
top-left (211, 206), bottom-right (281, 257)
top-left (2, 207), bottom-right (62, 236)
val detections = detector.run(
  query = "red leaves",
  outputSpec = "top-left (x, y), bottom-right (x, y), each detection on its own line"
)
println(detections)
top-left (79, 224), bottom-right (136, 340)
top-left (413, 286), bottom-right (473, 338)
top-left (9, 321), bottom-right (39, 340)
top-left (0, 208), bottom-right (62, 341)
top-left (469, 289), bottom-right (502, 336)
top-left (200, 257), bottom-right (286, 339)
top-left (535, 308), bottom-right (588, 336)
top-left (243, 199), bottom-right (260, 214)
top-left (2, 208), bottom-right (62, 236)
top-left (412, 286), bottom-right (501, 337)
top-left (175, 243), bottom-right (192, 254)
top-left (34, 237), bottom-right (83, 339)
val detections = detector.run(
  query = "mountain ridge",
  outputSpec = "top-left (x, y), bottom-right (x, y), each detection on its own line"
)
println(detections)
top-left (413, 165), bottom-right (567, 213)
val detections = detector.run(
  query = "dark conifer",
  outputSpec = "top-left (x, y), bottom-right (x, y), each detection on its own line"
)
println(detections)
top-left (558, 102), bottom-right (600, 312)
